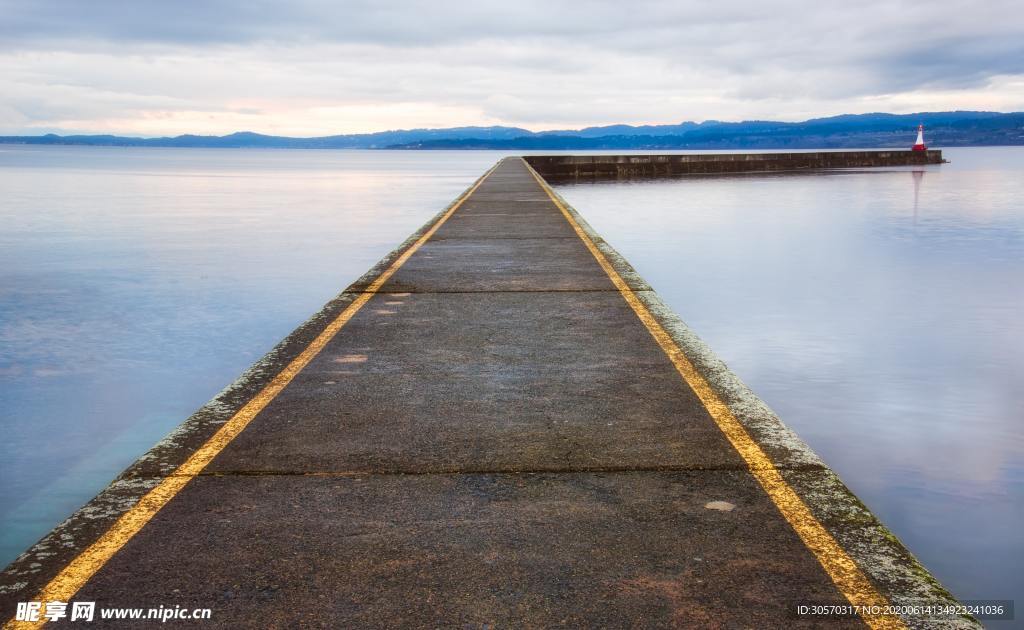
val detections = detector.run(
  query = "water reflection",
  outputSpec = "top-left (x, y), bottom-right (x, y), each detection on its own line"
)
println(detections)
top-left (554, 147), bottom-right (1024, 623)
top-left (912, 168), bottom-right (924, 224)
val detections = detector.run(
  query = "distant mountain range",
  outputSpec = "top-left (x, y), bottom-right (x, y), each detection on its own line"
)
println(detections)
top-left (3, 111), bottom-right (1023, 150)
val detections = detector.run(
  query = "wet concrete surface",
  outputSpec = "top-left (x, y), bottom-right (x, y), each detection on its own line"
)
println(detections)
top-left (206, 291), bottom-right (744, 474)
top-left (64, 473), bottom-right (859, 629)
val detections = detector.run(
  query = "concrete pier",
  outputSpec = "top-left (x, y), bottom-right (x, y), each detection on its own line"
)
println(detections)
top-left (526, 150), bottom-right (944, 180)
top-left (2, 158), bottom-right (970, 628)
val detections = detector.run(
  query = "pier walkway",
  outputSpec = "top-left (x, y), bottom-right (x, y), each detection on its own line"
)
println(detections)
top-left (3, 157), bottom-right (967, 628)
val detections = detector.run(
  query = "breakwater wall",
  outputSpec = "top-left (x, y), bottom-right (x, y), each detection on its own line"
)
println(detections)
top-left (525, 150), bottom-right (944, 180)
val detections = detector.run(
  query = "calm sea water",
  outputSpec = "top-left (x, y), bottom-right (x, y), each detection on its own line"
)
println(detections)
top-left (1, 146), bottom-right (1020, 619)
top-left (554, 147), bottom-right (1024, 620)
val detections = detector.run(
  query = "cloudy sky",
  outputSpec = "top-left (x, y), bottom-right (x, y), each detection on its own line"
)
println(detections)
top-left (1, 0), bottom-right (1022, 136)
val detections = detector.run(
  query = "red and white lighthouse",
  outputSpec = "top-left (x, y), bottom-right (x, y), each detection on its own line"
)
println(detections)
top-left (912, 124), bottom-right (927, 151)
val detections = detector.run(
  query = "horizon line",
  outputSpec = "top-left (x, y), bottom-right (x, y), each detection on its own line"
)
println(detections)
top-left (2, 109), bottom-right (1020, 140)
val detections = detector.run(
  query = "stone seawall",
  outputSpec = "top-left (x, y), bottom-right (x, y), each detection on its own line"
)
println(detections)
top-left (525, 150), bottom-right (944, 179)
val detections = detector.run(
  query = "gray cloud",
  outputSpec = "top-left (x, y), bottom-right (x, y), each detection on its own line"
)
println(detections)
top-left (0, 0), bottom-right (1021, 135)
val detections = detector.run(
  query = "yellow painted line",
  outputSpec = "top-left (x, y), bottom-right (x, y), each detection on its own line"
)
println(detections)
top-left (522, 158), bottom-right (905, 630)
top-left (4, 161), bottom-right (500, 630)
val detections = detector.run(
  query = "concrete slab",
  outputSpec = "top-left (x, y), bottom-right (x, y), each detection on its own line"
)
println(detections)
top-left (361, 238), bottom-right (647, 293)
top-left (432, 211), bottom-right (577, 240)
top-left (207, 291), bottom-right (745, 474)
top-left (66, 473), bottom-right (860, 629)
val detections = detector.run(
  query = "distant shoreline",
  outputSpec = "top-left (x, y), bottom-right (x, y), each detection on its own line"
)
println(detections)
top-left (3, 110), bottom-right (1022, 150)
top-left (5, 143), bottom-right (1021, 151)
